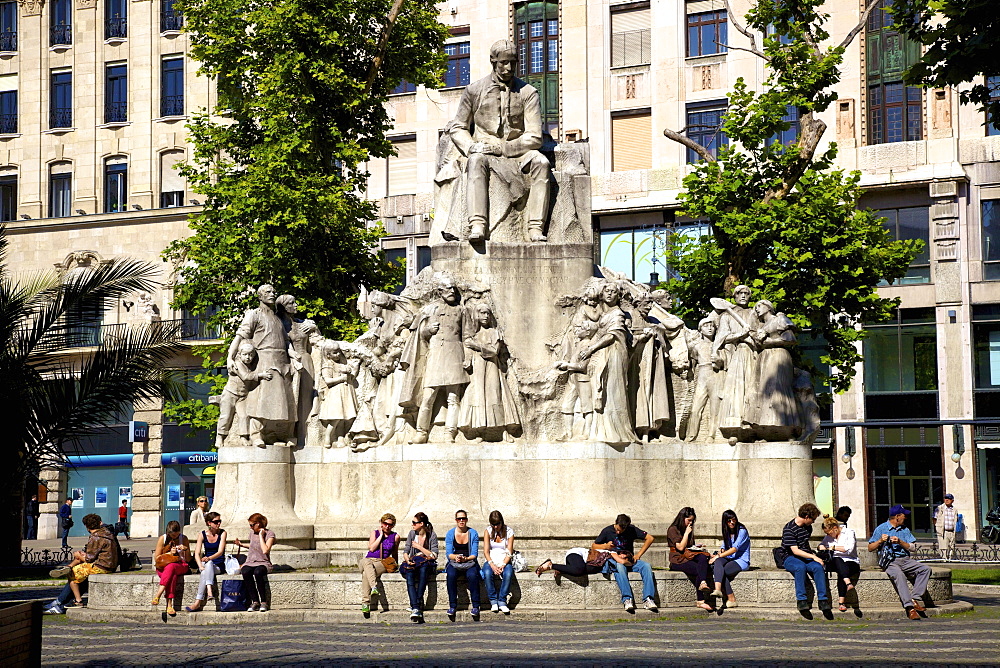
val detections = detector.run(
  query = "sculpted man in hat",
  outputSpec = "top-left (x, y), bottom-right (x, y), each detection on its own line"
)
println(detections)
top-left (449, 39), bottom-right (551, 243)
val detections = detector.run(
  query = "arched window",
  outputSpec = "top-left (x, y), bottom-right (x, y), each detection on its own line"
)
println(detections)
top-left (104, 156), bottom-right (127, 213)
top-left (0, 165), bottom-right (15, 222)
top-left (49, 161), bottom-right (72, 218)
top-left (159, 150), bottom-right (185, 207)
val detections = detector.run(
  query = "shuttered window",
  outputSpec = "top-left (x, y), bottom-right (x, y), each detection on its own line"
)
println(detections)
top-left (611, 7), bottom-right (651, 68)
top-left (387, 137), bottom-right (416, 196)
top-left (611, 111), bottom-right (652, 171)
top-left (160, 150), bottom-right (184, 207)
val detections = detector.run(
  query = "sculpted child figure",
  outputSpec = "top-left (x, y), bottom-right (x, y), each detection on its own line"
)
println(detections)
top-left (317, 340), bottom-right (360, 449)
top-left (685, 317), bottom-right (723, 442)
top-left (557, 319), bottom-right (598, 440)
top-left (460, 303), bottom-right (520, 442)
top-left (216, 342), bottom-right (272, 448)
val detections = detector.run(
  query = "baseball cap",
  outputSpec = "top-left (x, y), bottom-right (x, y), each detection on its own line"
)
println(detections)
top-left (944, 493), bottom-right (955, 500)
top-left (889, 504), bottom-right (911, 516)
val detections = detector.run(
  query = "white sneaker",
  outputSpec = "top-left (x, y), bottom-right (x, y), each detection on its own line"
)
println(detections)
top-left (259, 603), bottom-right (269, 612)
top-left (491, 602), bottom-right (500, 613)
top-left (499, 603), bottom-right (510, 614)
top-left (643, 597), bottom-right (658, 612)
top-left (624, 598), bottom-right (636, 612)
top-left (410, 608), bottom-right (420, 620)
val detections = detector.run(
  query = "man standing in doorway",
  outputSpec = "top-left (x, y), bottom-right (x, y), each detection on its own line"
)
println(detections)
top-left (58, 498), bottom-right (73, 549)
top-left (933, 493), bottom-right (958, 561)
top-left (25, 494), bottom-right (39, 540)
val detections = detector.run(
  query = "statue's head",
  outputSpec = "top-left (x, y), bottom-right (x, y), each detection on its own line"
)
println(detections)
top-left (237, 341), bottom-right (257, 365)
top-left (474, 303), bottom-right (495, 328)
top-left (257, 284), bottom-right (277, 305)
top-left (490, 40), bottom-right (517, 83)
top-left (321, 339), bottom-right (342, 359)
top-left (698, 317), bottom-right (717, 339)
top-left (754, 299), bottom-right (775, 317)
top-left (634, 295), bottom-right (652, 318)
top-left (733, 284), bottom-right (751, 307)
top-left (600, 280), bottom-right (622, 306)
top-left (276, 294), bottom-right (297, 315)
top-left (435, 273), bottom-right (460, 305)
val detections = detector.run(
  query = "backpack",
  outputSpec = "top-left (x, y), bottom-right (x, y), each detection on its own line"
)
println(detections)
top-left (102, 523), bottom-right (138, 572)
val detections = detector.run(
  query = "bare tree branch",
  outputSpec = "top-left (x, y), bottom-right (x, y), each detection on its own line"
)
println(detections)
top-left (839, 1), bottom-right (881, 50)
top-left (762, 112), bottom-right (828, 204)
top-left (663, 127), bottom-right (717, 164)
top-left (364, 0), bottom-right (408, 96)
top-left (716, 41), bottom-right (771, 62)
top-left (722, 0), bottom-right (762, 55)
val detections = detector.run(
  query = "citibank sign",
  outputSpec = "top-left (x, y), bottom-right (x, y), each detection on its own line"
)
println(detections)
top-left (161, 452), bottom-right (219, 466)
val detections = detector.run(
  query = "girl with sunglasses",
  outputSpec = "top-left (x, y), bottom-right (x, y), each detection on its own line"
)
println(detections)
top-left (359, 513), bottom-right (400, 614)
top-left (402, 512), bottom-right (438, 621)
top-left (185, 512), bottom-right (227, 612)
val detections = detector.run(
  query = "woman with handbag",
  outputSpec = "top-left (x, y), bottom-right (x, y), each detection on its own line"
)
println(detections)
top-left (184, 512), bottom-right (228, 613)
top-left (707, 509), bottom-right (751, 608)
top-left (401, 511), bottom-right (438, 622)
top-left (666, 507), bottom-right (714, 611)
top-left (819, 515), bottom-right (860, 612)
top-left (152, 520), bottom-right (191, 616)
top-left (234, 513), bottom-right (276, 612)
top-left (358, 513), bottom-right (400, 614)
top-left (444, 509), bottom-right (480, 617)
top-left (481, 510), bottom-right (516, 614)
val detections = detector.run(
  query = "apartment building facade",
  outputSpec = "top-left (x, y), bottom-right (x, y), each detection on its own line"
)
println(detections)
top-left (372, 0), bottom-right (1000, 541)
top-left (4, 0), bottom-right (218, 540)
top-left (7, 0), bottom-right (999, 543)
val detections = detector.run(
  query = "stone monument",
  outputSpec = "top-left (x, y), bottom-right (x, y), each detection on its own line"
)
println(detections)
top-left (207, 39), bottom-right (818, 556)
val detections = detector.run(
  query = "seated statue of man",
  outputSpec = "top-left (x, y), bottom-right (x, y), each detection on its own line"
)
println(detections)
top-left (449, 39), bottom-right (551, 243)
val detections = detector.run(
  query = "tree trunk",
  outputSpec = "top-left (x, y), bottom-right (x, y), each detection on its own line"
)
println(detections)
top-left (1, 472), bottom-right (26, 569)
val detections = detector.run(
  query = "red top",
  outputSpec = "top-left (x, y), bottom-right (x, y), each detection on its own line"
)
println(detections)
top-left (118, 506), bottom-right (127, 520)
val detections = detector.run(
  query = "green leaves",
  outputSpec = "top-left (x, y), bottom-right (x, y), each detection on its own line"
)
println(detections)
top-left (665, 1), bottom-right (922, 394)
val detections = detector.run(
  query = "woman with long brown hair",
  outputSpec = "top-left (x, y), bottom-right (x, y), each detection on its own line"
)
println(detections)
top-left (401, 511), bottom-right (438, 621)
top-left (481, 510), bottom-right (515, 614)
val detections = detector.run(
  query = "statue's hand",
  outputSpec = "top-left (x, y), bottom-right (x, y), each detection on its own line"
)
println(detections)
top-left (429, 321), bottom-right (441, 335)
top-left (469, 142), bottom-right (485, 154)
top-left (481, 141), bottom-right (502, 156)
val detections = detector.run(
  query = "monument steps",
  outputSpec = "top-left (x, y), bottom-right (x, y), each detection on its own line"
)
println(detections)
top-left (77, 567), bottom-right (958, 623)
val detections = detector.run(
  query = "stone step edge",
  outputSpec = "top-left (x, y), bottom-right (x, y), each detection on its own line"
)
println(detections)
top-left (65, 601), bottom-right (972, 624)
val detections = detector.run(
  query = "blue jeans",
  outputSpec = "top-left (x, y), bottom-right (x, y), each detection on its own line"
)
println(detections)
top-left (603, 559), bottom-right (656, 603)
top-left (445, 563), bottom-right (481, 607)
top-left (403, 562), bottom-right (435, 611)
top-left (26, 516), bottom-right (36, 540)
top-left (60, 523), bottom-right (70, 547)
top-left (481, 562), bottom-right (514, 605)
top-left (54, 579), bottom-right (86, 607)
top-left (783, 555), bottom-right (829, 601)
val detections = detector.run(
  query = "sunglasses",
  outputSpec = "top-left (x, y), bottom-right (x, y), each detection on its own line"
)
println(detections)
top-left (456, 517), bottom-right (468, 521)
top-left (381, 521), bottom-right (395, 528)
top-left (412, 520), bottom-right (423, 525)
top-left (209, 519), bottom-right (222, 524)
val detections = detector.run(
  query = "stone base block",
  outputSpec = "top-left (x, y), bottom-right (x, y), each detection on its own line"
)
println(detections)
top-left (83, 567), bottom-right (953, 611)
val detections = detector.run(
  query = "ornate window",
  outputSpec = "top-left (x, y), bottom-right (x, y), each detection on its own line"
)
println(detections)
top-left (514, 1), bottom-right (558, 137)
top-left (866, 0), bottom-right (922, 144)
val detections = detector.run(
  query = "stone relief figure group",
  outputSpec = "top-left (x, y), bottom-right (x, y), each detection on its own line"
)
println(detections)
top-left (551, 276), bottom-right (821, 446)
top-left (216, 276), bottom-right (522, 449)
top-left (214, 275), bottom-right (820, 449)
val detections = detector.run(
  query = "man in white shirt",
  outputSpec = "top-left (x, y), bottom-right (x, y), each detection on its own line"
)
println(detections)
top-left (932, 494), bottom-right (958, 561)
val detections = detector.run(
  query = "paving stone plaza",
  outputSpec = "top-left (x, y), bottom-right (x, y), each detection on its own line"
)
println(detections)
top-left (4, 582), bottom-right (999, 666)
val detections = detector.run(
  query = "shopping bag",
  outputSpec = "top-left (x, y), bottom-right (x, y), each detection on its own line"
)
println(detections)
top-left (219, 579), bottom-right (249, 612)
top-left (224, 554), bottom-right (241, 575)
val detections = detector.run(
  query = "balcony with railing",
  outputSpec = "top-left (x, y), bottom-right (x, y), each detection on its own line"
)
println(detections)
top-left (105, 101), bottom-right (127, 124)
top-left (105, 17), bottom-right (127, 40)
top-left (161, 9), bottom-right (183, 32)
top-left (49, 108), bottom-right (72, 129)
top-left (0, 30), bottom-right (15, 52)
top-left (160, 94), bottom-right (183, 117)
top-left (50, 24), bottom-right (72, 46)
top-left (0, 113), bottom-right (16, 134)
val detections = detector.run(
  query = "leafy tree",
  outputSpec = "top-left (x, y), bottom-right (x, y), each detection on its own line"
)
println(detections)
top-left (0, 229), bottom-right (183, 567)
top-left (161, 0), bottom-right (448, 430)
top-left (893, 0), bottom-right (1000, 132)
top-left (663, 0), bottom-right (922, 393)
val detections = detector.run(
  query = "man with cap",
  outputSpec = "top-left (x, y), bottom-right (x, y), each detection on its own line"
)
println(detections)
top-left (932, 493), bottom-right (958, 561)
top-left (868, 504), bottom-right (932, 619)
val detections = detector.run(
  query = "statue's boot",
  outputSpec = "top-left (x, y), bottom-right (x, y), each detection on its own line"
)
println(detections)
top-left (445, 426), bottom-right (457, 443)
top-left (412, 430), bottom-right (429, 444)
top-left (469, 218), bottom-right (486, 242)
top-left (527, 221), bottom-right (547, 242)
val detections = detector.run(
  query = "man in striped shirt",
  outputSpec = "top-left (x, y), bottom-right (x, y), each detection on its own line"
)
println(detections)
top-left (781, 502), bottom-right (832, 616)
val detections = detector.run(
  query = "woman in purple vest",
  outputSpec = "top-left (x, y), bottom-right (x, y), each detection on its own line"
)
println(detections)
top-left (358, 513), bottom-right (400, 614)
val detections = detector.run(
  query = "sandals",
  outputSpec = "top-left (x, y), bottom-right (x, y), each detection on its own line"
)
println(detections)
top-left (151, 596), bottom-right (161, 606)
top-left (535, 559), bottom-right (552, 576)
top-left (696, 602), bottom-right (714, 611)
top-left (838, 603), bottom-right (848, 612)
top-left (166, 603), bottom-right (176, 616)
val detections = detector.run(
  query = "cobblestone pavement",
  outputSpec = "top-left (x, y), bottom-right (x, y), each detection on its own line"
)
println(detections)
top-left (20, 585), bottom-right (1000, 666)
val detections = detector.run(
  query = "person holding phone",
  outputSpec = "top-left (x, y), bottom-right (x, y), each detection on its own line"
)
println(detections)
top-left (591, 513), bottom-right (657, 613)
top-left (708, 509), bottom-right (751, 608)
top-left (666, 507), bottom-right (713, 611)
top-left (445, 509), bottom-right (480, 616)
top-left (234, 513), bottom-right (276, 612)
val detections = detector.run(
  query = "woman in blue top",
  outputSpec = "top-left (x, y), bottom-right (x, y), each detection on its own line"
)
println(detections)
top-left (444, 509), bottom-right (480, 617)
top-left (708, 509), bottom-right (750, 608)
top-left (185, 511), bottom-right (227, 612)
